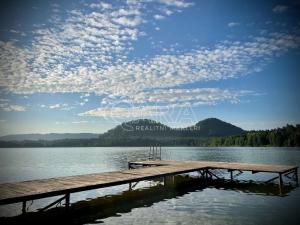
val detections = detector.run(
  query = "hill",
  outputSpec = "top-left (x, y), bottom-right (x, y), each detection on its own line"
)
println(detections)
top-left (193, 118), bottom-right (244, 137)
top-left (100, 118), bottom-right (244, 138)
top-left (0, 133), bottom-right (99, 141)
top-left (100, 119), bottom-right (172, 138)
top-left (0, 118), bottom-right (243, 142)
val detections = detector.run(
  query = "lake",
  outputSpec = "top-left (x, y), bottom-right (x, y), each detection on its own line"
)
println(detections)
top-left (0, 147), bottom-right (300, 225)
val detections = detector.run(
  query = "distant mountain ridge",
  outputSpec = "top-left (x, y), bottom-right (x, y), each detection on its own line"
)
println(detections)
top-left (0, 133), bottom-right (99, 141)
top-left (0, 123), bottom-right (298, 148)
top-left (0, 118), bottom-right (244, 142)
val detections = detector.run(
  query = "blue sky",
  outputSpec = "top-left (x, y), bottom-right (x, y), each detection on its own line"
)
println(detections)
top-left (0, 0), bottom-right (300, 135)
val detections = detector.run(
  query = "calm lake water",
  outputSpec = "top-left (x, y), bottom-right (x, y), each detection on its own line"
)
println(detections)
top-left (0, 147), bottom-right (299, 225)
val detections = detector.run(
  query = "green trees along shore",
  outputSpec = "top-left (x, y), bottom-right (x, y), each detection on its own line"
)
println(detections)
top-left (0, 119), bottom-right (299, 147)
top-left (195, 124), bottom-right (300, 147)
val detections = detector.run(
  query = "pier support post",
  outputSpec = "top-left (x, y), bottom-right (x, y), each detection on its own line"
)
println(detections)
top-left (163, 176), bottom-right (166, 186)
top-left (129, 182), bottom-right (132, 190)
top-left (230, 170), bottom-right (233, 180)
top-left (22, 201), bottom-right (26, 214)
top-left (278, 173), bottom-right (283, 195)
top-left (65, 193), bottom-right (70, 211)
top-left (279, 173), bottom-right (283, 187)
top-left (204, 169), bottom-right (208, 184)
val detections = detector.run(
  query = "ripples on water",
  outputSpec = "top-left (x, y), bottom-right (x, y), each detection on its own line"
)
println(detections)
top-left (0, 147), bottom-right (299, 225)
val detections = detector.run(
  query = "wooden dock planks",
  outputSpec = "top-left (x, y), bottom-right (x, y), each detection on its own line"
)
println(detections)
top-left (0, 160), bottom-right (298, 206)
top-left (130, 160), bottom-right (297, 173)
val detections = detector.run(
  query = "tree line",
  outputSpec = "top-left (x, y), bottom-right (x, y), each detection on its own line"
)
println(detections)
top-left (0, 124), bottom-right (299, 147)
top-left (196, 124), bottom-right (300, 147)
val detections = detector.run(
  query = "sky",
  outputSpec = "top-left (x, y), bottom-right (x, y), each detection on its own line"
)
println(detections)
top-left (0, 0), bottom-right (300, 135)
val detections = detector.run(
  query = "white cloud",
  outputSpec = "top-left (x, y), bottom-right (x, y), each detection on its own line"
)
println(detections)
top-left (44, 103), bottom-right (73, 110)
top-left (9, 105), bottom-right (25, 112)
top-left (157, 0), bottom-right (194, 8)
top-left (79, 93), bottom-right (90, 106)
top-left (228, 22), bottom-right (240, 27)
top-left (79, 88), bottom-right (253, 118)
top-left (0, 104), bottom-right (26, 112)
top-left (1, 31), bottom-right (299, 106)
top-left (0, 0), bottom-right (300, 120)
top-left (80, 93), bottom-right (90, 99)
top-left (90, 2), bottom-right (112, 10)
top-left (154, 14), bottom-right (165, 20)
top-left (1, 28), bottom-right (300, 100)
top-left (112, 16), bottom-right (142, 27)
top-left (79, 105), bottom-right (166, 118)
top-left (72, 120), bottom-right (89, 124)
top-left (0, 0), bottom-right (193, 96)
top-left (163, 9), bottom-right (173, 16)
top-left (49, 104), bottom-right (62, 109)
top-left (130, 88), bottom-right (253, 105)
top-left (273, 5), bottom-right (288, 13)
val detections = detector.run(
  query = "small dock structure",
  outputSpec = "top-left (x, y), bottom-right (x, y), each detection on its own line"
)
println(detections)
top-left (0, 160), bottom-right (298, 214)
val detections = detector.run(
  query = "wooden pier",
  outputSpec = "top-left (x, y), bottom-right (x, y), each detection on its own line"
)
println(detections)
top-left (0, 160), bottom-right (298, 214)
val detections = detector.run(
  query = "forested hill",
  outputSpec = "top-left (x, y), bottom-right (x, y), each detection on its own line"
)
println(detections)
top-left (194, 118), bottom-right (243, 137)
top-left (100, 118), bottom-right (244, 138)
